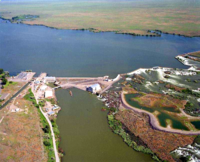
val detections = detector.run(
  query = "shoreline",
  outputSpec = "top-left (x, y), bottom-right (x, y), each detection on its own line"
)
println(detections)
top-left (121, 92), bottom-right (200, 135)
top-left (0, 17), bottom-right (199, 38)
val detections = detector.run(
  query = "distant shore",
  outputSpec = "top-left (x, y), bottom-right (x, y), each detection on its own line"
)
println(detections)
top-left (0, 17), bottom-right (199, 38)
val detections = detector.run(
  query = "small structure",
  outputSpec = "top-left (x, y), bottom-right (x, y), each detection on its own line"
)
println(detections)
top-left (52, 105), bottom-right (59, 111)
top-left (47, 111), bottom-right (55, 116)
top-left (54, 81), bottom-right (60, 86)
top-left (35, 80), bottom-right (40, 84)
top-left (40, 85), bottom-right (47, 91)
top-left (15, 108), bottom-right (20, 112)
top-left (86, 84), bottom-right (101, 93)
top-left (45, 90), bottom-right (53, 98)
top-left (44, 77), bottom-right (56, 83)
top-left (164, 71), bottom-right (171, 74)
top-left (126, 78), bottom-right (132, 81)
top-left (152, 66), bottom-right (160, 70)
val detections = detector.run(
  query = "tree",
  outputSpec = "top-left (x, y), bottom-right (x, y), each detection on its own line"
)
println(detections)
top-left (43, 141), bottom-right (51, 146)
top-left (2, 78), bottom-right (7, 85)
top-left (0, 69), bottom-right (3, 74)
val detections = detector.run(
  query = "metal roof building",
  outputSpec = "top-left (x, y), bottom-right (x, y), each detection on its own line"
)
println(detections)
top-left (86, 84), bottom-right (101, 94)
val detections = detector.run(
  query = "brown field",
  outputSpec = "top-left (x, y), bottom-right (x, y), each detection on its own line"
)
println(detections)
top-left (116, 110), bottom-right (196, 162)
top-left (0, 88), bottom-right (47, 161)
top-left (165, 83), bottom-right (186, 92)
top-left (188, 51), bottom-right (200, 58)
top-left (1, 82), bottom-right (26, 104)
top-left (0, 0), bottom-right (200, 36)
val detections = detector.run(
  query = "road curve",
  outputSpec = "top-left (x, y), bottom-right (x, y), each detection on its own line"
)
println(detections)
top-left (32, 86), bottom-right (60, 162)
top-left (121, 92), bottom-right (200, 135)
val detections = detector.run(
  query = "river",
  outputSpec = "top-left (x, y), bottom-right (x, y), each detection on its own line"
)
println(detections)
top-left (1, 19), bottom-right (200, 161)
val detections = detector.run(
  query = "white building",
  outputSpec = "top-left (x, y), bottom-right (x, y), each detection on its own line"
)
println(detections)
top-left (86, 84), bottom-right (101, 93)
top-left (45, 90), bottom-right (53, 98)
top-left (44, 77), bottom-right (56, 83)
top-left (40, 85), bottom-right (47, 91)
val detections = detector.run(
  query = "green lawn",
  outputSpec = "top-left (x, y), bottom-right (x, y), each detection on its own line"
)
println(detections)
top-left (3, 81), bottom-right (17, 88)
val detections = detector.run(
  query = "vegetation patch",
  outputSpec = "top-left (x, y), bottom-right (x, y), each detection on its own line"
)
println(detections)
top-left (115, 110), bottom-right (196, 162)
top-left (165, 83), bottom-right (186, 92)
top-left (12, 14), bottom-right (39, 22)
top-left (107, 111), bottom-right (160, 162)
top-left (24, 89), bottom-right (55, 161)
top-left (131, 93), bottom-right (185, 110)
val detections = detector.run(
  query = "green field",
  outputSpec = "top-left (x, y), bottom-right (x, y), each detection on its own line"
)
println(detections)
top-left (0, 0), bottom-right (200, 36)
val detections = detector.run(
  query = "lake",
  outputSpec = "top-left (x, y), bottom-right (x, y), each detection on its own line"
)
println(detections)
top-left (1, 19), bottom-right (200, 161)
top-left (1, 19), bottom-right (200, 78)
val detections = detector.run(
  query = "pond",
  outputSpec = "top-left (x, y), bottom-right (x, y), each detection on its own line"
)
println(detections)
top-left (191, 121), bottom-right (200, 130)
top-left (125, 94), bottom-right (188, 131)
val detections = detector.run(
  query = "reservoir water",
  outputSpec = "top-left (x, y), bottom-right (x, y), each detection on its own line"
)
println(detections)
top-left (1, 19), bottom-right (200, 161)
top-left (1, 19), bottom-right (200, 78)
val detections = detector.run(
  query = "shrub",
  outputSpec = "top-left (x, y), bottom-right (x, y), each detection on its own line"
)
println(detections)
top-left (0, 68), bottom-right (4, 74)
top-left (43, 141), bottom-right (51, 146)
top-left (2, 78), bottom-right (7, 85)
top-left (42, 125), bottom-right (50, 133)
top-left (194, 135), bottom-right (200, 144)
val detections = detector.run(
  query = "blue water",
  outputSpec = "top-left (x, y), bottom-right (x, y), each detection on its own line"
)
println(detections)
top-left (1, 19), bottom-right (200, 78)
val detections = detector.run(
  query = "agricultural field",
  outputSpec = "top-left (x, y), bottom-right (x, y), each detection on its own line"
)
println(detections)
top-left (0, 0), bottom-right (200, 36)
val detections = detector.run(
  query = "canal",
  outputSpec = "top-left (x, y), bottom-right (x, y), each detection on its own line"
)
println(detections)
top-left (56, 88), bottom-right (154, 162)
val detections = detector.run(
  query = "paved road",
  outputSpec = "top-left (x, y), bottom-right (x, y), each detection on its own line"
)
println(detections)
top-left (32, 85), bottom-right (60, 162)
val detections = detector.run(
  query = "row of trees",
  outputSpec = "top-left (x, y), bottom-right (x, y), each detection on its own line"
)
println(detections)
top-left (0, 68), bottom-right (8, 85)
top-left (107, 113), bottom-right (161, 162)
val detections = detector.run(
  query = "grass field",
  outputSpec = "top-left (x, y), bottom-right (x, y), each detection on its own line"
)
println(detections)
top-left (0, 0), bottom-right (200, 36)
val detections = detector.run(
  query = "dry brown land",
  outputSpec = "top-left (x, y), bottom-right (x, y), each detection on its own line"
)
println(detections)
top-left (0, 88), bottom-right (47, 161)
top-left (165, 83), bottom-right (186, 92)
top-left (188, 51), bottom-right (200, 58)
top-left (116, 110), bottom-right (196, 162)
top-left (1, 82), bottom-right (26, 104)
top-left (0, 0), bottom-right (200, 36)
